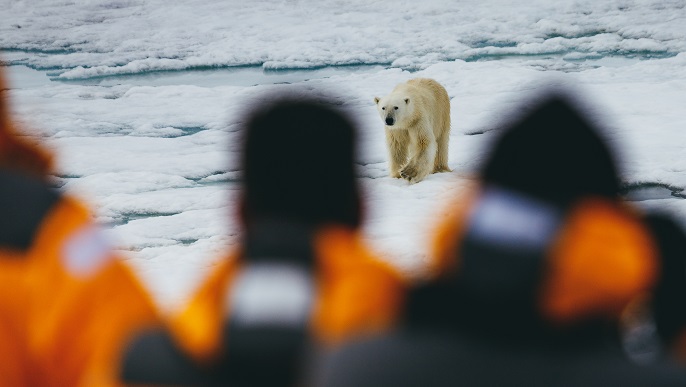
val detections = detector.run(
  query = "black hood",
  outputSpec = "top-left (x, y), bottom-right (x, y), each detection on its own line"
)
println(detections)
top-left (481, 94), bottom-right (621, 209)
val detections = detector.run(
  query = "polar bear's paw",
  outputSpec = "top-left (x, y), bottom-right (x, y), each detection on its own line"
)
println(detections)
top-left (400, 164), bottom-right (426, 184)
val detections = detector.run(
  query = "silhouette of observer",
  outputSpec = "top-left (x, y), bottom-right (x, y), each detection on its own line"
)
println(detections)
top-left (121, 90), bottom-right (406, 387)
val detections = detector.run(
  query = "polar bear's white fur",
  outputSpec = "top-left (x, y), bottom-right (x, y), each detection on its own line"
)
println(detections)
top-left (374, 78), bottom-right (451, 184)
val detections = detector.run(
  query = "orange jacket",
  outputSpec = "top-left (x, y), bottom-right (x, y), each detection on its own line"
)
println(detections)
top-left (0, 170), bottom-right (160, 386)
top-left (170, 225), bottom-right (406, 363)
top-left (430, 186), bottom-right (658, 326)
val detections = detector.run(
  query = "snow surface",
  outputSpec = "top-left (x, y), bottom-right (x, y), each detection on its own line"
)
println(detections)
top-left (2, 0), bottom-right (686, 311)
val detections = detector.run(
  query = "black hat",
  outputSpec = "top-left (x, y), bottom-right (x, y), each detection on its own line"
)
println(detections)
top-left (480, 94), bottom-right (621, 208)
top-left (241, 92), bottom-right (361, 229)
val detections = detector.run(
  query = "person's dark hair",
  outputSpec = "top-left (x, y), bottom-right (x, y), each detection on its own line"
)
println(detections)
top-left (240, 93), bottom-right (361, 229)
top-left (480, 93), bottom-right (620, 209)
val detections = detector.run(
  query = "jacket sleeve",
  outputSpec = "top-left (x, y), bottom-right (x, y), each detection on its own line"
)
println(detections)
top-left (312, 226), bottom-right (407, 345)
top-left (167, 256), bottom-right (240, 364)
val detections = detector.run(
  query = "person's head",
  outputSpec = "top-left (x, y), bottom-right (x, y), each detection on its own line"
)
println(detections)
top-left (0, 67), bottom-right (52, 177)
top-left (239, 91), bottom-right (361, 230)
top-left (481, 93), bottom-right (620, 209)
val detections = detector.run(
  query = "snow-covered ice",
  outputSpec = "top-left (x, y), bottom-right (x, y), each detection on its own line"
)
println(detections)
top-left (2, 0), bottom-right (686, 311)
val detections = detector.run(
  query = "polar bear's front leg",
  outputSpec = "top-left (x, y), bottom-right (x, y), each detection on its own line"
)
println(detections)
top-left (400, 130), bottom-right (436, 184)
top-left (386, 128), bottom-right (409, 178)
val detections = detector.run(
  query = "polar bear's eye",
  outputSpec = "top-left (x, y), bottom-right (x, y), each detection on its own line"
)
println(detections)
top-left (394, 106), bottom-right (399, 110)
top-left (381, 107), bottom-right (386, 110)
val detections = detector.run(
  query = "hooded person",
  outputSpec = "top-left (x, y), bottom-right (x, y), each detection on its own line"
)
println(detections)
top-left (121, 91), bottom-right (406, 387)
top-left (0, 66), bottom-right (161, 386)
top-left (313, 91), bottom-right (686, 387)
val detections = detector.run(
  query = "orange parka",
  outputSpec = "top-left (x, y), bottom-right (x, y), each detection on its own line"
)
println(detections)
top-left (429, 185), bottom-right (658, 326)
top-left (170, 225), bottom-right (406, 363)
top-left (0, 183), bottom-right (161, 386)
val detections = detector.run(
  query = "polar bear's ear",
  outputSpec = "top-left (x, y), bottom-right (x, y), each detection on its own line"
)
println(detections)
top-left (404, 98), bottom-right (410, 104)
top-left (374, 97), bottom-right (380, 104)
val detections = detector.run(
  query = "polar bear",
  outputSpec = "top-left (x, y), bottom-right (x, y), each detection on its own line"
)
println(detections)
top-left (374, 78), bottom-right (451, 184)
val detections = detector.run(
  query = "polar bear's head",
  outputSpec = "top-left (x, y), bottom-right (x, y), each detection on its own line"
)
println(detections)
top-left (374, 94), bottom-right (413, 128)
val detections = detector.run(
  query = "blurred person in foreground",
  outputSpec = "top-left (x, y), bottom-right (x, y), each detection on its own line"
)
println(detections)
top-left (121, 90), bottom-right (406, 386)
top-left (0, 66), bottom-right (160, 386)
top-left (314, 91), bottom-right (686, 386)
top-left (639, 212), bottom-right (686, 365)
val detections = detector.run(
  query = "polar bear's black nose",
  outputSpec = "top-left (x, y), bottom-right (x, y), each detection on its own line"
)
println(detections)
top-left (385, 117), bottom-right (395, 126)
